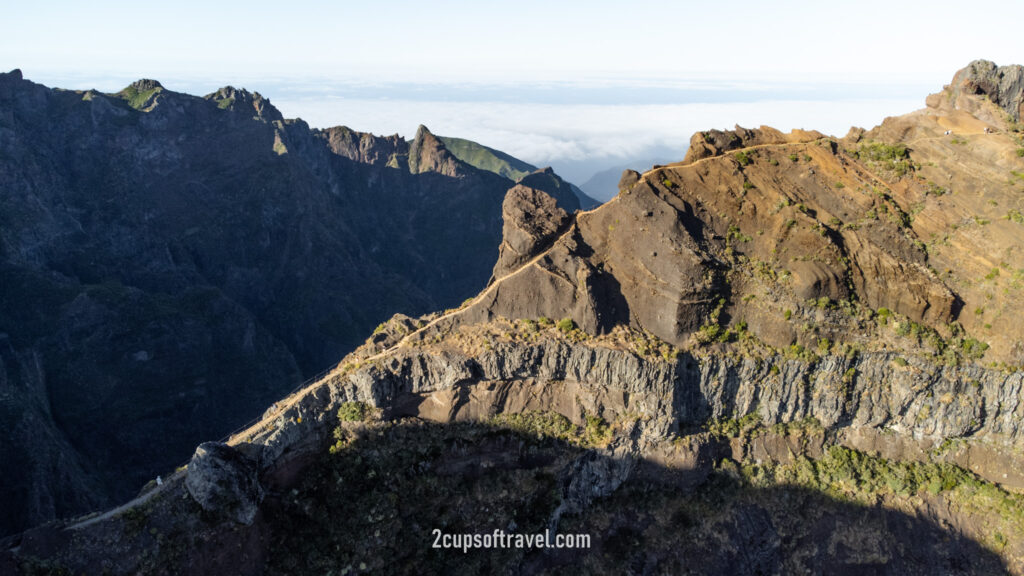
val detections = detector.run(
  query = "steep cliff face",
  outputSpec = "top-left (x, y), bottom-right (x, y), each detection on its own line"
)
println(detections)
top-left (0, 70), bottom-right (583, 536)
top-left (4, 62), bottom-right (1024, 574)
top-left (8, 324), bottom-right (1023, 574)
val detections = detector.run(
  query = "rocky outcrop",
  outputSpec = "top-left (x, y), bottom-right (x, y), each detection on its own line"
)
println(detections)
top-left (490, 185), bottom-right (572, 280)
top-left (408, 124), bottom-right (464, 176)
top-left (516, 167), bottom-right (583, 212)
top-left (549, 447), bottom-right (635, 530)
top-left (949, 59), bottom-right (1024, 121)
top-left (185, 442), bottom-right (264, 525)
top-left (682, 125), bottom-right (824, 163)
top-left (843, 230), bottom-right (959, 325)
top-left (320, 126), bottom-right (408, 167)
top-left (205, 86), bottom-right (284, 122)
top-left (127, 79), bottom-right (162, 92)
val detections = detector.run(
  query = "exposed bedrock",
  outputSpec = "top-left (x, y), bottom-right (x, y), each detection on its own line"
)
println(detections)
top-left (245, 340), bottom-right (1024, 491)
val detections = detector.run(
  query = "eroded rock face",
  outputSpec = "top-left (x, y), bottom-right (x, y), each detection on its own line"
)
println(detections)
top-left (248, 336), bottom-right (1024, 492)
top-left (516, 167), bottom-right (583, 212)
top-left (491, 185), bottom-right (572, 280)
top-left (950, 59), bottom-right (1024, 120)
top-left (185, 442), bottom-right (264, 525)
top-left (547, 447), bottom-right (636, 530)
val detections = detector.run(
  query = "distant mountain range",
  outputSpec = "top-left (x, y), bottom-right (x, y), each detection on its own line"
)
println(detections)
top-left (0, 70), bottom-right (592, 536)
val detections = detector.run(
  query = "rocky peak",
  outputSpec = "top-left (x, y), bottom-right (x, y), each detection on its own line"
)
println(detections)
top-left (321, 125), bottom-right (409, 167)
top-left (115, 79), bottom-right (166, 110)
top-left (2, 68), bottom-right (23, 82)
top-left (129, 79), bottom-right (163, 91)
top-left (206, 85), bottom-right (284, 122)
top-left (949, 59), bottom-right (1024, 121)
top-left (490, 184), bottom-right (572, 281)
top-left (408, 124), bottom-right (463, 176)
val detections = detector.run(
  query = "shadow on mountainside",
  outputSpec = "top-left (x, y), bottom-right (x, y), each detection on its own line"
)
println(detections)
top-left (4, 419), bottom-right (1013, 576)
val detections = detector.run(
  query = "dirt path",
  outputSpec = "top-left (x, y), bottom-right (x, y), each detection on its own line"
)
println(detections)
top-left (66, 470), bottom-right (186, 531)
top-left (223, 140), bottom-right (815, 444)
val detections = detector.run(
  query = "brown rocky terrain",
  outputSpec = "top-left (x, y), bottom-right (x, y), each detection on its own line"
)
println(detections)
top-left (3, 60), bottom-right (1024, 575)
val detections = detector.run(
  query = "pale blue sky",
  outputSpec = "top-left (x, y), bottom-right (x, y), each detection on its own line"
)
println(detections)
top-left (5, 0), bottom-right (1022, 85)
top-left (4, 1), bottom-right (1022, 186)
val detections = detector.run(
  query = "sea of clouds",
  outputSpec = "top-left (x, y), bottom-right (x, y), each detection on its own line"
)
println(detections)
top-left (265, 79), bottom-right (926, 184)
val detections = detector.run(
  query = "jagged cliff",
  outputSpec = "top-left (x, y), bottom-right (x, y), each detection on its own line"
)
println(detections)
top-left (3, 60), bottom-right (1024, 575)
top-left (0, 71), bottom-right (588, 537)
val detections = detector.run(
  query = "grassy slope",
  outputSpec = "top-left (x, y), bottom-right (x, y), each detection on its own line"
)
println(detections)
top-left (439, 135), bottom-right (536, 181)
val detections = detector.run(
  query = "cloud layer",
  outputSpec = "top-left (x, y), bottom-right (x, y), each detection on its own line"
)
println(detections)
top-left (273, 93), bottom-right (923, 182)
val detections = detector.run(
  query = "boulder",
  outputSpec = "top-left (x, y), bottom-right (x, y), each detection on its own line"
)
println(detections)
top-left (185, 442), bottom-right (264, 525)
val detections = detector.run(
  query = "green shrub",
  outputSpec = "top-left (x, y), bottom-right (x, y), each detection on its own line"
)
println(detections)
top-left (556, 317), bottom-right (575, 333)
top-left (856, 142), bottom-right (908, 162)
top-left (734, 151), bottom-right (752, 166)
top-left (785, 344), bottom-right (818, 363)
top-left (584, 415), bottom-right (612, 446)
top-left (493, 410), bottom-right (611, 448)
top-left (925, 181), bottom-right (948, 196)
top-left (494, 411), bottom-right (574, 442)
top-left (695, 323), bottom-right (722, 344)
top-left (337, 402), bottom-right (369, 422)
top-left (727, 225), bottom-right (752, 243)
top-left (817, 338), bottom-right (832, 354)
top-left (855, 141), bottom-right (912, 176)
top-left (959, 338), bottom-right (989, 359)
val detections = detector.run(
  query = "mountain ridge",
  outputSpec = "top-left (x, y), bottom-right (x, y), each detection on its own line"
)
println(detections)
top-left (0, 69), bottom-right (585, 537)
top-left (4, 60), bottom-right (1024, 574)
